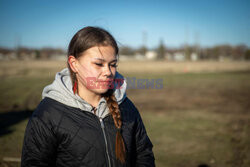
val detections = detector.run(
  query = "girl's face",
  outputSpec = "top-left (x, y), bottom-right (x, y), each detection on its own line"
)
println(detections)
top-left (73, 45), bottom-right (117, 94)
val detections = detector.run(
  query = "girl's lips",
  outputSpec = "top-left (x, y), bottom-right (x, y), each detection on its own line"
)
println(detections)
top-left (97, 79), bottom-right (114, 82)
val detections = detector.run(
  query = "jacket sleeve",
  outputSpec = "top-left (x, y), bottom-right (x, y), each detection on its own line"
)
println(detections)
top-left (21, 114), bottom-right (57, 167)
top-left (134, 109), bottom-right (155, 167)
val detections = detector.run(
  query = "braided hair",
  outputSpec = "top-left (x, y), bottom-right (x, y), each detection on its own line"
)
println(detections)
top-left (104, 90), bottom-right (126, 163)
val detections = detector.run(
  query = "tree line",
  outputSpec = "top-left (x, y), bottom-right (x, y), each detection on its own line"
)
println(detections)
top-left (0, 44), bottom-right (250, 60)
top-left (120, 44), bottom-right (250, 60)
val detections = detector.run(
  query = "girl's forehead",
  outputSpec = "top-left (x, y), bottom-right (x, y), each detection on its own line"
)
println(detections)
top-left (80, 46), bottom-right (116, 61)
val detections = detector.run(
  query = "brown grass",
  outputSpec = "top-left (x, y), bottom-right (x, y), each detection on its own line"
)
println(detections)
top-left (1, 60), bottom-right (250, 78)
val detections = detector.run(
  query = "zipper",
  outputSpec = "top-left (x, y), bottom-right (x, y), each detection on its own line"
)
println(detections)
top-left (89, 106), bottom-right (112, 166)
top-left (99, 117), bottom-right (112, 167)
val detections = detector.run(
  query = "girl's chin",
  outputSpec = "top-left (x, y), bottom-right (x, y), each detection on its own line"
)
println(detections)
top-left (91, 88), bottom-right (110, 94)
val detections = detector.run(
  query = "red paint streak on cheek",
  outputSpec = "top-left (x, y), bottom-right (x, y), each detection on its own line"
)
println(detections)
top-left (77, 64), bottom-right (102, 83)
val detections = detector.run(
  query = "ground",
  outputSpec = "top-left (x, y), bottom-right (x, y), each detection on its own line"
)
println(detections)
top-left (0, 60), bottom-right (250, 167)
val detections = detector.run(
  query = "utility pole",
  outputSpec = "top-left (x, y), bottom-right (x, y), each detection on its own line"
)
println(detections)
top-left (142, 30), bottom-right (147, 56)
top-left (185, 26), bottom-right (190, 60)
top-left (15, 33), bottom-right (21, 59)
top-left (194, 31), bottom-right (200, 60)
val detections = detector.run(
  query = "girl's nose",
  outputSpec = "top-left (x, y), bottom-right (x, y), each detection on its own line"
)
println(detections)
top-left (103, 65), bottom-right (112, 77)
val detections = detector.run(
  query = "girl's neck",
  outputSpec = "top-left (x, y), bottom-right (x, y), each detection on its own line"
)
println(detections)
top-left (77, 84), bottom-right (101, 108)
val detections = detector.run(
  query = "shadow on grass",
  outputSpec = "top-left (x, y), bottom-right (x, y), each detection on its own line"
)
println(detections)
top-left (0, 109), bottom-right (33, 137)
top-left (198, 164), bottom-right (210, 167)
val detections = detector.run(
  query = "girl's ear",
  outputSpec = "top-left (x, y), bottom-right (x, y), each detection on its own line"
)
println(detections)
top-left (68, 55), bottom-right (78, 73)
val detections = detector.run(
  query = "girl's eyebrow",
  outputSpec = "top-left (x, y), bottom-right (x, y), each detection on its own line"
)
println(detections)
top-left (93, 58), bottom-right (117, 63)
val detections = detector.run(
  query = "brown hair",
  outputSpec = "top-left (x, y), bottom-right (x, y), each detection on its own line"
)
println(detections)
top-left (67, 26), bottom-right (126, 163)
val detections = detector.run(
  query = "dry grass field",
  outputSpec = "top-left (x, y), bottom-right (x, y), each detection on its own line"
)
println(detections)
top-left (0, 60), bottom-right (250, 167)
top-left (1, 60), bottom-right (250, 77)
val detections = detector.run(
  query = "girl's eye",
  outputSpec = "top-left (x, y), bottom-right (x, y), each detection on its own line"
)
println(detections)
top-left (111, 64), bottom-right (117, 67)
top-left (95, 63), bottom-right (117, 67)
top-left (95, 63), bottom-right (103, 67)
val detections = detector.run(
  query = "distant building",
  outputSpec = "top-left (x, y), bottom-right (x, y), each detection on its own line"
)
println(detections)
top-left (173, 52), bottom-right (186, 61)
top-left (134, 53), bottom-right (146, 60)
top-left (190, 53), bottom-right (198, 61)
top-left (145, 51), bottom-right (157, 60)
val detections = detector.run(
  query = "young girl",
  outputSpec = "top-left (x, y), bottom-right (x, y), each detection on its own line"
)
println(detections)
top-left (21, 26), bottom-right (155, 167)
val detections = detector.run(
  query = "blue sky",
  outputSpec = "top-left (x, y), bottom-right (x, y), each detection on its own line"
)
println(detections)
top-left (0, 0), bottom-right (249, 49)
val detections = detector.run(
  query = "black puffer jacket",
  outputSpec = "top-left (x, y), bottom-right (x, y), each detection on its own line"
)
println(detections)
top-left (21, 96), bottom-right (155, 167)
